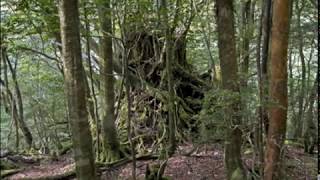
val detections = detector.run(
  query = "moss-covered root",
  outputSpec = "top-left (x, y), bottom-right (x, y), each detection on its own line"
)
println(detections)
top-left (230, 168), bottom-right (246, 180)
top-left (1, 169), bottom-right (22, 178)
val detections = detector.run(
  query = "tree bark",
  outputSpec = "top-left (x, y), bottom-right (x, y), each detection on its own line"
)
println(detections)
top-left (293, 0), bottom-right (306, 139)
top-left (255, 0), bottom-right (264, 175)
top-left (84, 0), bottom-right (101, 157)
top-left (264, 0), bottom-right (290, 179)
top-left (160, 0), bottom-right (177, 156)
top-left (240, 0), bottom-right (252, 86)
top-left (261, 0), bottom-right (272, 135)
top-left (96, 0), bottom-right (121, 162)
top-left (303, 75), bottom-right (317, 153)
top-left (215, 0), bottom-right (246, 179)
top-left (58, 0), bottom-right (96, 179)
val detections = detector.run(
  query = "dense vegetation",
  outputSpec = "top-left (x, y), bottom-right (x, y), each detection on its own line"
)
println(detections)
top-left (0, 0), bottom-right (317, 179)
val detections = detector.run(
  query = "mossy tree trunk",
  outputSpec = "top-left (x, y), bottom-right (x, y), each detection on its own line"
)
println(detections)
top-left (264, 0), bottom-right (290, 179)
top-left (96, 0), bottom-right (121, 162)
top-left (215, 0), bottom-right (246, 179)
top-left (160, 0), bottom-right (177, 156)
top-left (84, 0), bottom-right (101, 158)
top-left (58, 0), bottom-right (96, 179)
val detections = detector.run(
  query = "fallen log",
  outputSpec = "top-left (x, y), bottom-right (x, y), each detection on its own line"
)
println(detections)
top-left (1, 169), bottom-right (22, 178)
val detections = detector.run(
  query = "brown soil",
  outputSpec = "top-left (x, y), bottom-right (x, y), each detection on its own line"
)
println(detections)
top-left (4, 144), bottom-right (317, 180)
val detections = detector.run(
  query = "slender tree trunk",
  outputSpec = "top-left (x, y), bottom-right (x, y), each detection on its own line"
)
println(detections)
top-left (303, 75), bottom-right (317, 154)
top-left (255, 0), bottom-right (264, 175)
top-left (160, 0), bottom-right (176, 156)
top-left (294, 0), bottom-right (306, 139)
top-left (240, 0), bottom-right (252, 86)
top-left (1, 51), bottom-right (20, 151)
top-left (240, 0), bottom-right (253, 140)
top-left (1, 86), bottom-right (20, 151)
top-left (2, 48), bottom-right (33, 149)
top-left (200, 2), bottom-right (216, 79)
top-left (264, 0), bottom-right (290, 179)
top-left (215, 0), bottom-right (246, 179)
top-left (96, 0), bottom-right (121, 162)
top-left (84, 1), bottom-right (101, 158)
top-left (124, 45), bottom-right (136, 180)
top-left (261, 0), bottom-right (272, 135)
top-left (166, 30), bottom-right (176, 156)
top-left (58, 0), bottom-right (96, 179)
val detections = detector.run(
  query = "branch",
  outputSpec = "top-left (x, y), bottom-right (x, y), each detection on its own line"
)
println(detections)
top-left (17, 46), bottom-right (59, 61)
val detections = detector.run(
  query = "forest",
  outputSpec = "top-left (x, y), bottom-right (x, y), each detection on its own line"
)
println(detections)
top-left (0, 0), bottom-right (318, 179)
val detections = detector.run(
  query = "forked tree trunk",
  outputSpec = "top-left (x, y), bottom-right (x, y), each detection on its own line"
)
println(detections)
top-left (215, 0), bottom-right (246, 179)
top-left (58, 0), bottom-right (96, 179)
top-left (2, 47), bottom-right (33, 149)
top-left (264, 0), bottom-right (290, 179)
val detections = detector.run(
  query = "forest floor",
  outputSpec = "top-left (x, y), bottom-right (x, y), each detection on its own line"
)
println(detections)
top-left (4, 143), bottom-right (317, 180)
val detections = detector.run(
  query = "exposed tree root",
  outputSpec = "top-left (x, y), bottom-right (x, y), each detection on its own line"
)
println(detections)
top-left (1, 169), bottom-right (22, 178)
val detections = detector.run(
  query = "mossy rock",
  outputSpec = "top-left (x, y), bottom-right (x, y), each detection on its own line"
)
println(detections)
top-left (0, 159), bottom-right (18, 170)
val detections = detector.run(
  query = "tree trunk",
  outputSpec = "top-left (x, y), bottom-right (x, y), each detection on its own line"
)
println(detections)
top-left (240, 0), bottom-right (252, 126)
top-left (255, 0), bottom-right (264, 175)
top-left (2, 47), bottom-right (33, 149)
top-left (303, 75), bottom-right (317, 154)
top-left (84, 1), bottom-right (101, 157)
top-left (240, 0), bottom-right (252, 86)
top-left (261, 0), bottom-right (272, 135)
top-left (264, 0), bottom-right (290, 179)
top-left (160, 0), bottom-right (177, 156)
top-left (96, 0), bottom-right (121, 162)
top-left (215, 0), bottom-right (246, 179)
top-left (293, 0), bottom-right (306, 139)
top-left (124, 40), bottom-right (137, 180)
top-left (58, 0), bottom-right (96, 179)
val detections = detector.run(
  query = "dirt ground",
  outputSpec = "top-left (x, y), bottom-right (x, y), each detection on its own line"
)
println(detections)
top-left (5, 143), bottom-right (317, 180)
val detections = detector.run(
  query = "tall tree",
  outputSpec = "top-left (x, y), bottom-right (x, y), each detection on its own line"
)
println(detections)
top-left (303, 75), bottom-right (317, 154)
top-left (215, 0), bottom-right (246, 179)
top-left (160, 0), bottom-right (177, 156)
top-left (96, 0), bottom-right (121, 162)
top-left (261, 0), bottom-right (272, 134)
top-left (240, 0), bottom-right (252, 86)
top-left (264, 0), bottom-right (290, 179)
top-left (1, 47), bottom-right (33, 149)
top-left (293, 0), bottom-right (306, 139)
top-left (84, 0), bottom-right (101, 156)
top-left (58, 0), bottom-right (96, 179)
top-left (255, 0), bottom-right (265, 175)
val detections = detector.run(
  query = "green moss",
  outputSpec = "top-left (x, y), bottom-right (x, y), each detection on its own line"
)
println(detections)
top-left (1, 169), bottom-right (21, 178)
top-left (230, 168), bottom-right (245, 180)
top-left (0, 160), bottom-right (18, 170)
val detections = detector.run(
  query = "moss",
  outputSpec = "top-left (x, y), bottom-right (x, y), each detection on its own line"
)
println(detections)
top-left (0, 159), bottom-right (18, 170)
top-left (1, 169), bottom-right (21, 178)
top-left (230, 168), bottom-right (245, 180)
